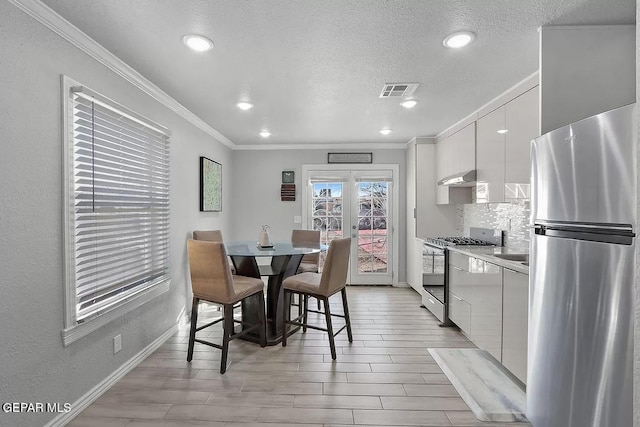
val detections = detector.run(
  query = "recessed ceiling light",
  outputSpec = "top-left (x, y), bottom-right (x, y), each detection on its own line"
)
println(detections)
top-left (379, 129), bottom-right (392, 136)
top-left (443, 31), bottom-right (476, 49)
top-left (497, 129), bottom-right (509, 134)
top-left (400, 100), bottom-right (418, 109)
top-left (259, 130), bottom-right (271, 138)
top-left (236, 102), bottom-right (254, 111)
top-left (182, 34), bottom-right (214, 52)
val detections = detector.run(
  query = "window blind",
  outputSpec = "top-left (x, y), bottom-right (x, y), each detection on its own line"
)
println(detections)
top-left (70, 87), bottom-right (170, 323)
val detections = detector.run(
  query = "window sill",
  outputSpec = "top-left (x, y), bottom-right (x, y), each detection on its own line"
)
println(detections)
top-left (61, 280), bottom-right (171, 346)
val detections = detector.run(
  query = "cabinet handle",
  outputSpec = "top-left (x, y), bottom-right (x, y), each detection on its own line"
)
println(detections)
top-left (451, 266), bottom-right (463, 271)
top-left (452, 294), bottom-right (463, 301)
top-left (428, 298), bottom-right (435, 304)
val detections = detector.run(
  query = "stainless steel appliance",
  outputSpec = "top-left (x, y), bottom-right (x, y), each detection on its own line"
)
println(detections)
top-left (528, 104), bottom-right (636, 427)
top-left (421, 227), bottom-right (502, 325)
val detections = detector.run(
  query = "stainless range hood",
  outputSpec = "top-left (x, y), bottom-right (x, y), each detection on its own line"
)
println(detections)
top-left (437, 170), bottom-right (477, 187)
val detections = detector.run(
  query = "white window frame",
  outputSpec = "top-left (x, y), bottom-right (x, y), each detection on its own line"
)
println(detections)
top-left (61, 76), bottom-right (171, 346)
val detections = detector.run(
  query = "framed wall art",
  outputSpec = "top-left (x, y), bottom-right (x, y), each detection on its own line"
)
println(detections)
top-left (199, 156), bottom-right (222, 212)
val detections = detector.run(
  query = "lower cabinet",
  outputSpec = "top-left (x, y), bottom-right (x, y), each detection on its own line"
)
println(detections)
top-left (449, 291), bottom-right (471, 335)
top-left (448, 252), bottom-right (529, 379)
top-left (502, 268), bottom-right (529, 384)
top-left (448, 252), bottom-right (502, 361)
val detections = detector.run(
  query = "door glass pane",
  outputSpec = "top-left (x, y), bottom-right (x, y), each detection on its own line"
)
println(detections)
top-left (312, 182), bottom-right (343, 270)
top-left (356, 182), bottom-right (388, 273)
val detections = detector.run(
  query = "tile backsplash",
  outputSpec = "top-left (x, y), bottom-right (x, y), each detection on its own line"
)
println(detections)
top-left (456, 201), bottom-right (531, 252)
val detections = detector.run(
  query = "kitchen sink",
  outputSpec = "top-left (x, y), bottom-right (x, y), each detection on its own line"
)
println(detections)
top-left (493, 253), bottom-right (529, 262)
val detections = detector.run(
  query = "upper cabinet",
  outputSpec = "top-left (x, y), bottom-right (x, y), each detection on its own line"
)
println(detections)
top-left (456, 123), bottom-right (476, 173)
top-left (476, 106), bottom-right (506, 203)
top-left (476, 86), bottom-right (540, 203)
top-left (436, 123), bottom-right (475, 205)
top-left (505, 86), bottom-right (539, 201)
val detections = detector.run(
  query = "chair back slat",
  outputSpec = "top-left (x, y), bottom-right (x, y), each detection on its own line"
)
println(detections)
top-left (319, 237), bottom-right (351, 294)
top-left (187, 240), bottom-right (235, 302)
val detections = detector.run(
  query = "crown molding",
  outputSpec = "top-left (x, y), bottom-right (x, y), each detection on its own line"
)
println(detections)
top-left (436, 71), bottom-right (540, 140)
top-left (8, 0), bottom-right (236, 149)
top-left (233, 142), bottom-right (409, 151)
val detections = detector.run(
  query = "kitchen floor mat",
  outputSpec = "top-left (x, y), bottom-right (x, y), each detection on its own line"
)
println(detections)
top-left (428, 348), bottom-right (528, 423)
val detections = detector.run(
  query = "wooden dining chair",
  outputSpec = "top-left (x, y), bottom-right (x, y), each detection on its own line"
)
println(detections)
top-left (281, 237), bottom-right (352, 360)
top-left (186, 240), bottom-right (266, 374)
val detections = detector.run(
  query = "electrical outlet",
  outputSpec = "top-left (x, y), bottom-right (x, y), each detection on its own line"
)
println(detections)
top-left (294, 215), bottom-right (302, 224)
top-left (113, 334), bottom-right (122, 354)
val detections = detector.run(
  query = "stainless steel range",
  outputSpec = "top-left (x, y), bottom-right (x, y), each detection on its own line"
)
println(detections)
top-left (421, 227), bottom-right (502, 325)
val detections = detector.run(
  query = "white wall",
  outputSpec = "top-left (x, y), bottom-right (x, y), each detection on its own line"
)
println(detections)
top-left (540, 25), bottom-right (636, 134)
top-left (0, 3), bottom-right (233, 426)
top-left (232, 149), bottom-right (407, 282)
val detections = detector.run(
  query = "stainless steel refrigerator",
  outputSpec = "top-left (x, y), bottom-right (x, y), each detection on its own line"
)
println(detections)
top-left (528, 103), bottom-right (636, 427)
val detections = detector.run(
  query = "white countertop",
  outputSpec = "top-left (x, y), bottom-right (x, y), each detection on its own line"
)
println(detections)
top-left (446, 246), bottom-right (530, 275)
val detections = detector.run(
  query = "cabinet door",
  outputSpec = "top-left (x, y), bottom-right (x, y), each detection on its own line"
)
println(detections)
top-left (476, 106), bottom-right (506, 203)
top-left (468, 260), bottom-right (503, 361)
top-left (458, 123), bottom-right (476, 173)
top-left (502, 268), bottom-right (528, 384)
top-left (449, 291), bottom-right (471, 335)
top-left (505, 86), bottom-right (539, 201)
top-left (435, 138), bottom-right (448, 181)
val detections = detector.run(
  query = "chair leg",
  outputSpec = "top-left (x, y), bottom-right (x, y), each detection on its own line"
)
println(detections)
top-left (341, 288), bottom-right (353, 343)
top-left (220, 304), bottom-right (234, 374)
top-left (302, 294), bottom-right (309, 333)
top-left (323, 296), bottom-right (337, 360)
top-left (282, 290), bottom-right (289, 347)
top-left (187, 297), bottom-right (199, 362)
top-left (257, 291), bottom-right (266, 347)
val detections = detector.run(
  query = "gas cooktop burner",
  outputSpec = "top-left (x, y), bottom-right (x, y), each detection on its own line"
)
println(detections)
top-left (426, 236), bottom-right (496, 247)
top-left (425, 227), bottom-right (504, 248)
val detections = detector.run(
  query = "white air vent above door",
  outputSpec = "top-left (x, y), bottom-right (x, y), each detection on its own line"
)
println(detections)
top-left (379, 83), bottom-right (419, 98)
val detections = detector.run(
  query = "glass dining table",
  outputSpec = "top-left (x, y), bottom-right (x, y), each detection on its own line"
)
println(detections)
top-left (225, 241), bottom-right (326, 346)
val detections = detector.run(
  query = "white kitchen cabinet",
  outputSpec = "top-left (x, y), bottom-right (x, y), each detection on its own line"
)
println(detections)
top-left (405, 139), bottom-right (457, 296)
top-left (454, 122), bottom-right (476, 173)
top-left (448, 252), bottom-right (503, 362)
top-left (469, 260), bottom-right (503, 362)
top-left (505, 86), bottom-right (539, 201)
top-left (435, 124), bottom-right (474, 205)
top-left (476, 105), bottom-right (506, 203)
top-left (476, 86), bottom-right (539, 203)
top-left (502, 268), bottom-right (529, 384)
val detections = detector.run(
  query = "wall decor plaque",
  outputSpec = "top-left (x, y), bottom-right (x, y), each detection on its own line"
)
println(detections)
top-left (327, 152), bottom-right (373, 164)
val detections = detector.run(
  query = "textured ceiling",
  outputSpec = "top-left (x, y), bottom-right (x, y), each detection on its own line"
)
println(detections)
top-left (41, 0), bottom-right (635, 147)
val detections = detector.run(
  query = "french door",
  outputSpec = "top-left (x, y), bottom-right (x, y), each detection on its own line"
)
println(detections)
top-left (302, 166), bottom-right (397, 285)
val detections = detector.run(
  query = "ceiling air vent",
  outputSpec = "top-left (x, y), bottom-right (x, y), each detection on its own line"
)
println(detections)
top-left (379, 83), bottom-right (419, 98)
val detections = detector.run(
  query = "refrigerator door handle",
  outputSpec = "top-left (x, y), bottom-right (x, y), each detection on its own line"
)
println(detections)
top-left (533, 223), bottom-right (634, 245)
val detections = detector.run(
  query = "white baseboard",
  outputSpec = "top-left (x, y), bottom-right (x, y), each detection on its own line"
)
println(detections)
top-left (394, 281), bottom-right (410, 288)
top-left (44, 323), bottom-right (178, 427)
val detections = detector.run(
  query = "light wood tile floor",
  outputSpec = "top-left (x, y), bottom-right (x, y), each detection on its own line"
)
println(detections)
top-left (69, 286), bottom-right (531, 427)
